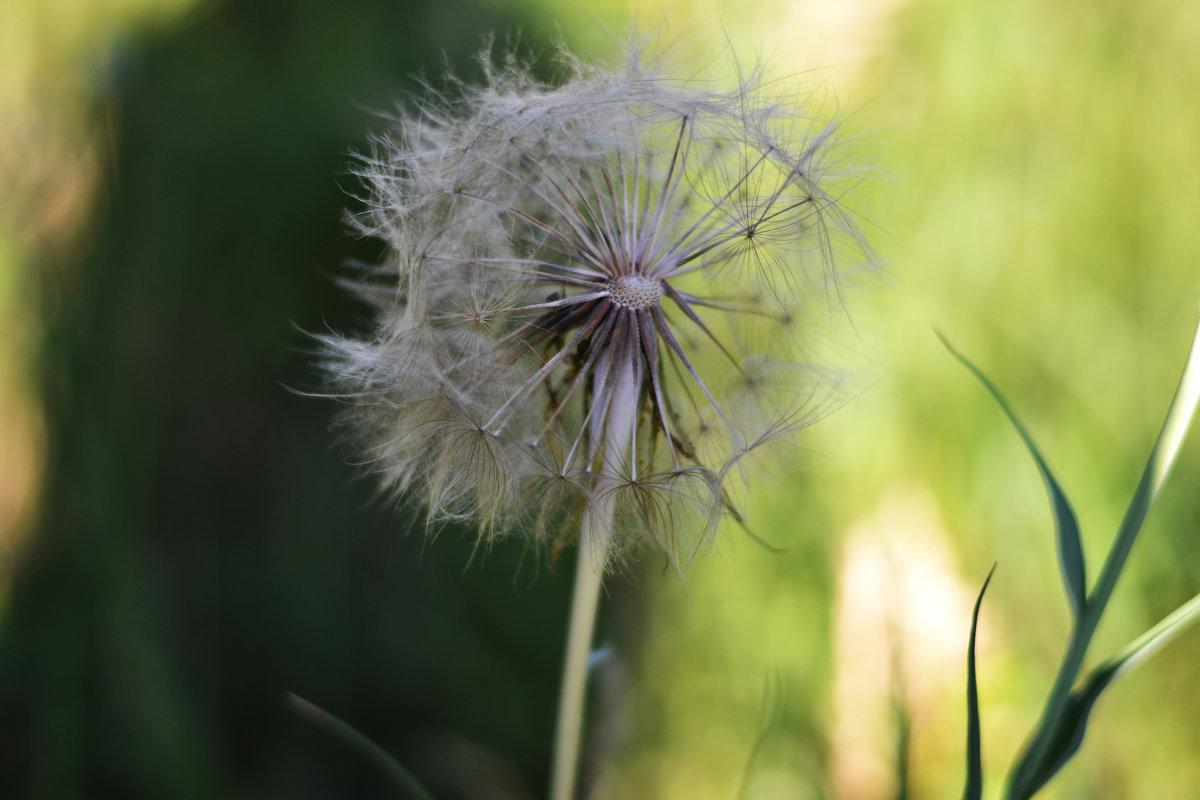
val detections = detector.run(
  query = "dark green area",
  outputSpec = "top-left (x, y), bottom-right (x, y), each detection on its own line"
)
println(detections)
top-left (0, 2), bottom-right (610, 798)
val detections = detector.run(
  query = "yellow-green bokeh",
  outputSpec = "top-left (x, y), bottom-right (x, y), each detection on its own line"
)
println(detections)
top-left (527, 1), bottom-right (1200, 798)
top-left (6, 0), bottom-right (1199, 797)
top-left (0, 0), bottom-right (206, 599)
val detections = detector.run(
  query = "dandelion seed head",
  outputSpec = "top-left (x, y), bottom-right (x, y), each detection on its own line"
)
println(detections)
top-left (324, 37), bottom-right (874, 566)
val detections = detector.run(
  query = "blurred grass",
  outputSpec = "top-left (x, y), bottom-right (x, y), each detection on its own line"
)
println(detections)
top-left (2, 0), bottom-right (1199, 798)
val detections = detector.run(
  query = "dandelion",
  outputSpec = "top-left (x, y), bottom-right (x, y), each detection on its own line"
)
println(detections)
top-left (330, 42), bottom-right (870, 559)
top-left (323, 37), bottom-right (873, 800)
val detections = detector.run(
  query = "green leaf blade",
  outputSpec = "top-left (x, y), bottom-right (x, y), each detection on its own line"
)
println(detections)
top-left (1096, 319), bottom-right (1200, 614)
top-left (286, 692), bottom-right (439, 800)
top-left (938, 332), bottom-right (1087, 621)
top-left (1018, 679), bottom-right (1112, 797)
top-left (1014, 591), bottom-right (1200, 797)
top-left (961, 564), bottom-right (996, 800)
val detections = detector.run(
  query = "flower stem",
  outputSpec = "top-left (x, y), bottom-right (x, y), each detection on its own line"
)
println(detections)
top-left (550, 499), bottom-right (612, 800)
top-left (551, 353), bottom-right (641, 800)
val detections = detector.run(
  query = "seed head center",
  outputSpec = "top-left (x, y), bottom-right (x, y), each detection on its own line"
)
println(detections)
top-left (607, 275), bottom-right (664, 309)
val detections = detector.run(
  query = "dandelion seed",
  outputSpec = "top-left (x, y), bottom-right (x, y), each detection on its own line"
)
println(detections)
top-left (325, 39), bottom-right (874, 567)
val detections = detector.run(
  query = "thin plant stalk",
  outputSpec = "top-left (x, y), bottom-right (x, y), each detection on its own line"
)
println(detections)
top-left (551, 362), bottom-right (640, 800)
top-left (550, 501), bottom-right (612, 800)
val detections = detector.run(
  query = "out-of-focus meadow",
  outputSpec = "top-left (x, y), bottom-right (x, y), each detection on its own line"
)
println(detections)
top-left (2, 0), bottom-right (1197, 798)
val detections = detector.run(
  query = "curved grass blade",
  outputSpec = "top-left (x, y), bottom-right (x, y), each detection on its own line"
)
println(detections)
top-left (1017, 591), bottom-right (1200, 796)
top-left (938, 332), bottom-right (1086, 621)
top-left (286, 692), bottom-right (438, 800)
top-left (962, 564), bottom-right (996, 800)
top-left (1103, 590), bottom-right (1200, 680)
top-left (1095, 318), bottom-right (1200, 607)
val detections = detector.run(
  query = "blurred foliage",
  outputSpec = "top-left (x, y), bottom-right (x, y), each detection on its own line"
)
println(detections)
top-left (0, 1), bottom-right (594, 798)
top-left (2, 0), bottom-right (1199, 799)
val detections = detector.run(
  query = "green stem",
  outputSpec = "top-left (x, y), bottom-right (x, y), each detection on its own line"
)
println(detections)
top-left (549, 500), bottom-right (612, 800)
top-left (551, 359), bottom-right (638, 800)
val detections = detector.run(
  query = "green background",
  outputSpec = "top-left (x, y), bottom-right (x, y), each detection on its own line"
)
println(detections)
top-left (2, 0), bottom-right (1198, 798)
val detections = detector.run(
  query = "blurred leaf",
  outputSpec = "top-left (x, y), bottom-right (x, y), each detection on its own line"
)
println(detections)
top-left (961, 564), bottom-right (995, 800)
top-left (938, 333), bottom-right (1086, 621)
top-left (286, 693), bottom-right (438, 800)
top-left (734, 674), bottom-right (785, 800)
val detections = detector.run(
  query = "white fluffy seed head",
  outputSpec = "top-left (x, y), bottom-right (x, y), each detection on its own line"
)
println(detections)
top-left (323, 37), bottom-right (875, 566)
